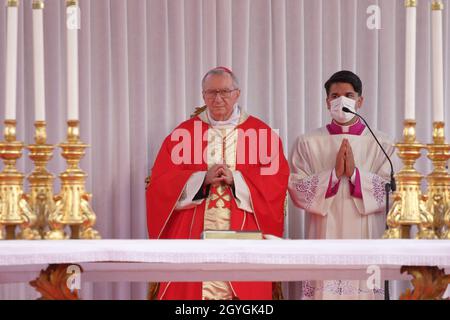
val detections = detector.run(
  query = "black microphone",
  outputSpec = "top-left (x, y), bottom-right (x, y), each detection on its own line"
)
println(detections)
top-left (342, 107), bottom-right (396, 192)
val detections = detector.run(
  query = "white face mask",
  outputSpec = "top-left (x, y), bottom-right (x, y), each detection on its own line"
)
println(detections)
top-left (329, 96), bottom-right (357, 124)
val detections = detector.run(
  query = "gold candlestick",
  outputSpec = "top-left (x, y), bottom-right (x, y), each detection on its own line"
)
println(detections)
top-left (444, 203), bottom-right (450, 239)
top-left (46, 120), bottom-right (100, 239)
top-left (383, 120), bottom-right (437, 239)
top-left (432, 1), bottom-right (444, 11)
top-left (32, 0), bottom-right (43, 9)
top-left (27, 121), bottom-right (56, 239)
top-left (7, 0), bottom-right (18, 7)
top-left (426, 122), bottom-right (450, 239)
top-left (0, 120), bottom-right (40, 240)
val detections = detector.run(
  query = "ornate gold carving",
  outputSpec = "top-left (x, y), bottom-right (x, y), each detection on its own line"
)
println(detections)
top-left (30, 264), bottom-right (82, 300)
top-left (191, 105), bottom-right (207, 118)
top-left (405, 0), bottom-right (417, 8)
top-left (27, 121), bottom-right (56, 239)
top-left (7, 0), bottom-right (18, 7)
top-left (426, 122), bottom-right (450, 239)
top-left (0, 121), bottom-right (40, 240)
top-left (400, 266), bottom-right (450, 300)
top-left (66, 0), bottom-right (77, 7)
top-left (148, 282), bottom-right (160, 300)
top-left (384, 121), bottom-right (437, 239)
top-left (32, 0), bottom-right (44, 9)
top-left (431, 1), bottom-right (444, 11)
top-left (272, 282), bottom-right (284, 300)
top-left (46, 121), bottom-right (100, 240)
top-left (145, 176), bottom-right (151, 191)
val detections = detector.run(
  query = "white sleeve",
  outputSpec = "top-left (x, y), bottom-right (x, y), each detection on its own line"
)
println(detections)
top-left (331, 168), bottom-right (340, 187)
top-left (175, 172), bottom-right (207, 210)
top-left (232, 171), bottom-right (254, 213)
top-left (353, 170), bottom-right (388, 215)
top-left (351, 139), bottom-right (395, 215)
top-left (350, 168), bottom-right (357, 184)
top-left (288, 137), bottom-right (336, 216)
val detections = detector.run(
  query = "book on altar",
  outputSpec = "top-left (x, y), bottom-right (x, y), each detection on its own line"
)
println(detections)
top-left (201, 230), bottom-right (263, 240)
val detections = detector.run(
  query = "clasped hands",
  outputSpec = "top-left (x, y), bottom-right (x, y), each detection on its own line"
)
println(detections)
top-left (203, 164), bottom-right (234, 187)
top-left (335, 139), bottom-right (356, 179)
top-left (202, 141), bottom-right (354, 186)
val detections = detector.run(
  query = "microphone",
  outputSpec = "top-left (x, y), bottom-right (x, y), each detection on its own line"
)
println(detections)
top-left (342, 107), bottom-right (396, 192)
top-left (343, 106), bottom-right (394, 302)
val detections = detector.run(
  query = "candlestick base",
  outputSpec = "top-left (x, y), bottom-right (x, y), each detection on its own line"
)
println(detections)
top-left (425, 122), bottom-right (450, 239)
top-left (383, 120), bottom-right (437, 239)
top-left (0, 120), bottom-right (40, 240)
top-left (27, 121), bottom-right (56, 239)
top-left (46, 120), bottom-right (100, 240)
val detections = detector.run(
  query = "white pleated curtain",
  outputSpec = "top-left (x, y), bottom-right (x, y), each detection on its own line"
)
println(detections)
top-left (0, 0), bottom-right (448, 299)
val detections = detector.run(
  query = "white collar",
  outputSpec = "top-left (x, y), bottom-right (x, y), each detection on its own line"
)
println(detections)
top-left (207, 104), bottom-right (240, 128)
top-left (341, 124), bottom-right (350, 133)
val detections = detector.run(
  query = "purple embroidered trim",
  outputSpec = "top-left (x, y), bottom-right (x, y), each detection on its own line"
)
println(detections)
top-left (371, 174), bottom-right (386, 208)
top-left (302, 280), bottom-right (385, 298)
top-left (295, 175), bottom-right (319, 209)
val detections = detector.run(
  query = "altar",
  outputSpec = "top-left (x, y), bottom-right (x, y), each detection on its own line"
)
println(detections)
top-left (0, 239), bottom-right (449, 300)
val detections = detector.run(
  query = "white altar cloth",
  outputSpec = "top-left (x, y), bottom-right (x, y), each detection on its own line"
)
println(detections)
top-left (0, 239), bottom-right (449, 284)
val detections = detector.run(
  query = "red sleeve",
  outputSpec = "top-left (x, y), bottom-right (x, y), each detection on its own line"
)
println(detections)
top-left (146, 119), bottom-right (207, 238)
top-left (236, 118), bottom-right (289, 237)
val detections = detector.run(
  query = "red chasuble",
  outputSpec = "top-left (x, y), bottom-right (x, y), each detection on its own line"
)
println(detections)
top-left (146, 115), bottom-right (289, 300)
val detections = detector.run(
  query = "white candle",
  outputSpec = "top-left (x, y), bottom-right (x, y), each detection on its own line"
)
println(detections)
top-left (404, 1), bottom-right (417, 120)
top-left (431, 1), bottom-right (444, 122)
top-left (33, 1), bottom-right (46, 121)
top-left (67, 1), bottom-right (79, 120)
top-left (5, 0), bottom-right (19, 120)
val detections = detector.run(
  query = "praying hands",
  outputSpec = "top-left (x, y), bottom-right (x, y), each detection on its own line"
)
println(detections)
top-left (335, 139), bottom-right (355, 179)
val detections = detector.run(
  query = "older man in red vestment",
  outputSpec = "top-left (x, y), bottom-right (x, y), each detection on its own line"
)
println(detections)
top-left (146, 67), bottom-right (289, 300)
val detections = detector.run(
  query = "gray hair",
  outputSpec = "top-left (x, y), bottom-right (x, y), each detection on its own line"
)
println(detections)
top-left (201, 68), bottom-right (240, 90)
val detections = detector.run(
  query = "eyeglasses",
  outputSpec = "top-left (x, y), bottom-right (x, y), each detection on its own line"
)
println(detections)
top-left (203, 89), bottom-right (238, 99)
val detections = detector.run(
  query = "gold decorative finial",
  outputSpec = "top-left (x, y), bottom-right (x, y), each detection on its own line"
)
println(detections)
top-left (32, 0), bottom-right (44, 10)
top-left (405, 0), bottom-right (417, 7)
top-left (66, 0), bottom-right (77, 7)
top-left (432, 1), bottom-right (444, 10)
top-left (7, 0), bottom-right (18, 7)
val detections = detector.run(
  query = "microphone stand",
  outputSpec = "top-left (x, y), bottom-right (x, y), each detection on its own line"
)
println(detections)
top-left (342, 107), bottom-right (395, 300)
top-left (383, 183), bottom-right (391, 300)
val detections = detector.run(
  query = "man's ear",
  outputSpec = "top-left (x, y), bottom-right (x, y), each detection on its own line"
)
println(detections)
top-left (326, 97), bottom-right (331, 110)
top-left (357, 96), bottom-right (364, 109)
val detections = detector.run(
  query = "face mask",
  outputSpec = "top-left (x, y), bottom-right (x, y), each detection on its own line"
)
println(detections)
top-left (329, 96), bottom-right (357, 124)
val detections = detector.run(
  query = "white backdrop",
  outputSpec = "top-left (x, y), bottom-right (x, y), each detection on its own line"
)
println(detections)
top-left (0, 0), bottom-right (449, 300)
